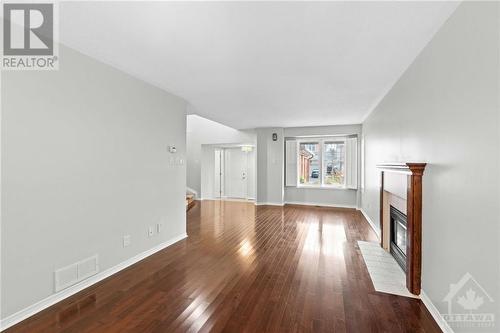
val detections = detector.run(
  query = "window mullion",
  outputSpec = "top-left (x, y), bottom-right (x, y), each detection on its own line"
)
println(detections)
top-left (319, 139), bottom-right (325, 186)
top-left (343, 138), bottom-right (347, 187)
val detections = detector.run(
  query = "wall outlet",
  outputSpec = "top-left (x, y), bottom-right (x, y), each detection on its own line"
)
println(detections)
top-left (148, 226), bottom-right (154, 237)
top-left (156, 223), bottom-right (162, 233)
top-left (123, 235), bottom-right (131, 247)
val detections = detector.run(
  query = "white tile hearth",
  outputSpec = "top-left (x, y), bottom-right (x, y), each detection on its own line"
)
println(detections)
top-left (358, 241), bottom-right (419, 299)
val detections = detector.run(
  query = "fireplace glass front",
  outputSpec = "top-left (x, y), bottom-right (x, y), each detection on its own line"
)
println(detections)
top-left (390, 206), bottom-right (407, 272)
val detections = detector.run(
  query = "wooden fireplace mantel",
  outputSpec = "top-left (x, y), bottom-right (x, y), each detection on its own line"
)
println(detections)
top-left (376, 162), bottom-right (426, 175)
top-left (377, 162), bottom-right (426, 295)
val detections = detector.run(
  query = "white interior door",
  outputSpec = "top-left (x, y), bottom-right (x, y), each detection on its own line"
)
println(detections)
top-left (246, 150), bottom-right (255, 199)
top-left (214, 149), bottom-right (224, 198)
top-left (224, 148), bottom-right (247, 199)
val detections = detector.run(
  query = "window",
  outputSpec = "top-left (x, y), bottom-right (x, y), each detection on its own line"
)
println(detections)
top-left (294, 137), bottom-right (351, 188)
top-left (298, 142), bottom-right (320, 185)
top-left (285, 136), bottom-right (357, 189)
top-left (323, 141), bottom-right (345, 186)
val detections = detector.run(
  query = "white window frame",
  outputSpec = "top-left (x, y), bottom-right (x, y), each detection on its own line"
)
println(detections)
top-left (296, 137), bottom-right (347, 189)
top-left (322, 138), bottom-right (347, 188)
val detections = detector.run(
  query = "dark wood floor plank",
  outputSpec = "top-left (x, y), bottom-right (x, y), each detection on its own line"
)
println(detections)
top-left (5, 201), bottom-right (441, 333)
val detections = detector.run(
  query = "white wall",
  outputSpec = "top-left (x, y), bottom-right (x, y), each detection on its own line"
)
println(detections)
top-left (283, 124), bottom-right (362, 138)
top-left (1, 45), bottom-right (187, 318)
top-left (256, 128), bottom-right (285, 205)
top-left (361, 1), bottom-right (499, 326)
top-left (284, 125), bottom-right (362, 208)
top-left (201, 145), bottom-right (218, 199)
top-left (186, 115), bottom-right (255, 195)
top-left (285, 187), bottom-right (357, 208)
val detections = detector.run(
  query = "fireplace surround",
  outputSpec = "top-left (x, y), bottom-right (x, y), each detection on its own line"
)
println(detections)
top-left (376, 162), bottom-right (426, 295)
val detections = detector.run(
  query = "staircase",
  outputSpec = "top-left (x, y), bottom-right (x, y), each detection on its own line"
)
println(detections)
top-left (186, 193), bottom-right (196, 211)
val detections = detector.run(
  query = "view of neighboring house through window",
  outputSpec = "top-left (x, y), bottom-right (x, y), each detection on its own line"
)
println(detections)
top-left (299, 142), bottom-right (320, 185)
top-left (297, 138), bottom-right (346, 187)
top-left (323, 141), bottom-right (345, 186)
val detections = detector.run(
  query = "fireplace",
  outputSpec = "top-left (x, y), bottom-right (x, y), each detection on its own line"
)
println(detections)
top-left (376, 162), bottom-right (426, 295)
top-left (390, 206), bottom-right (407, 272)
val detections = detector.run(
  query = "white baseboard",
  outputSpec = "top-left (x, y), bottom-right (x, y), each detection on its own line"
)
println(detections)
top-left (0, 233), bottom-right (188, 332)
top-left (284, 201), bottom-right (357, 209)
top-left (359, 208), bottom-right (381, 238)
top-left (219, 197), bottom-right (255, 203)
top-left (420, 290), bottom-right (454, 333)
top-left (200, 197), bottom-right (255, 203)
top-left (255, 202), bottom-right (284, 206)
top-left (254, 201), bottom-right (357, 209)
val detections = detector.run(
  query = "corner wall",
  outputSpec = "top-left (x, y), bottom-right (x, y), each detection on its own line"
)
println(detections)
top-left (256, 128), bottom-right (284, 205)
top-left (1, 45), bottom-right (187, 319)
top-left (361, 1), bottom-right (499, 326)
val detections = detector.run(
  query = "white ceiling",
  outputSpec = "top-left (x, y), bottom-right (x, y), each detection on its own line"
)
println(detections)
top-left (59, 1), bottom-right (459, 129)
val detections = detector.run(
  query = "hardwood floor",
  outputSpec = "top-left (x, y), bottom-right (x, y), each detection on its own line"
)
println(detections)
top-left (5, 201), bottom-right (440, 333)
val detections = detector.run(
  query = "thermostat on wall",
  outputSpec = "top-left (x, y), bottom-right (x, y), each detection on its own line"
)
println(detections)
top-left (168, 145), bottom-right (177, 153)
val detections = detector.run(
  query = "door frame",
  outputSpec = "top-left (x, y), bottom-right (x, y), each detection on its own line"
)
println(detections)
top-left (213, 146), bottom-right (255, 201)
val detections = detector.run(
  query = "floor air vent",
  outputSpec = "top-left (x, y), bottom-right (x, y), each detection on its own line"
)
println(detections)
top-left (55, 255), bottom-right (99, 292)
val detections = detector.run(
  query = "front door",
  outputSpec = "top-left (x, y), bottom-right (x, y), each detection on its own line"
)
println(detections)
top-left (224, 148), bottom-right (247, 199)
